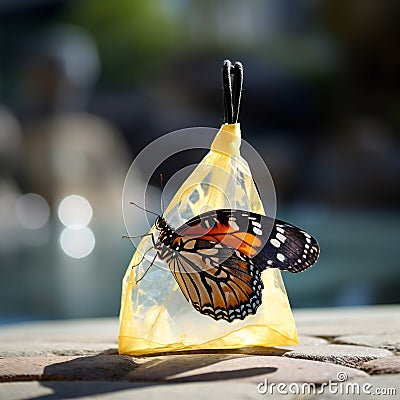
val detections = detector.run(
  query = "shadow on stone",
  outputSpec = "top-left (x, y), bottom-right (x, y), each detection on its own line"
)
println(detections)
top-left (31, 353), bottom-right (279, 399)
top-left (144, 346), bottom-right (287, 357)
top-left (31, 381), bottom-right (153, 400)
top-left (40, 355), bottom-right (137, 381)
top-left (168, 366), bottom-right (277, 383)
top-left (126, 353), bottom-right (278, 383)
top-left (31, 355), bottom-right (141, 400)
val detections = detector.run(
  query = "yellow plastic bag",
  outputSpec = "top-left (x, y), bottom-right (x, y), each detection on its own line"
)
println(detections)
top-left (118, 123), bottom-right (299, 356)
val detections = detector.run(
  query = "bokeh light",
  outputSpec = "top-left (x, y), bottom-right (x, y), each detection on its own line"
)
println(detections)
top-left (0, 0), bottom-right (399, 320)
top-left (60, 226), bottom-right (95, 259)
top-left (58, 195), bottom-right (93, 229)
top-left (15, 193), bottom-right (50, 230)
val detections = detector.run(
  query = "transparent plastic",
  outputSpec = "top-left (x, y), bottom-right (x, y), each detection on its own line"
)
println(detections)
top-left (118, 124), bottom-right (299, 355)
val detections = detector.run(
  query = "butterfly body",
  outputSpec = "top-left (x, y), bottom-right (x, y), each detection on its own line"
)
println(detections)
top-left (149, 209), bottom-right (319, 322)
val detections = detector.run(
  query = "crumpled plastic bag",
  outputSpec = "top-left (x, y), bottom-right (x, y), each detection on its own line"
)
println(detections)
top-left (118, 123), bottom-right (299, 356)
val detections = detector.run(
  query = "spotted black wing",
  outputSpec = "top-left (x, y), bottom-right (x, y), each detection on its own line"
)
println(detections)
top-left (252, 219), bottom-right (320, 273)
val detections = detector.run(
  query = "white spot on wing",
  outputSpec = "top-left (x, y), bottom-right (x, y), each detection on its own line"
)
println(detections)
top-left (270, 238), bottom-right (280, 248)
top-left (276, 233), bottom-right (286, 243)
top-left (277, 253), bottom-right (285, 262)
top-left (253, 227), bottom-right (262, 235)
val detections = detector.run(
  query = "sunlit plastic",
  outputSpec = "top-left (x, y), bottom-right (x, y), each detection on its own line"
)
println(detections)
top-left (119, 124), bottom-right (299, 355)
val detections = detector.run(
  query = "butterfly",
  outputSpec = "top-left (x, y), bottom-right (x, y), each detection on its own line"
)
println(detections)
top-left (127, 206), bottom-right (319, 323)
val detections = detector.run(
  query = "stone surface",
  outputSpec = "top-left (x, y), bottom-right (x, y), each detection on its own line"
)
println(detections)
top-left (0, 308), bottom-right (399, 400)
top-left (283, 344), bottom-right (392, 367)
top-left (0, 342), bottom-right (118, 357)
top-left (0, 318), bottom-right (119, 359)
top-left (126, 354), bottom-right (368, 384)
top-left (277, 335), bottom-right (328, 350)
top-left (294, 305), bottom-right (400, 337)
top-left (3, 375), bottom-right (396, 400)
top-left (0, 318), bottom-right (118, 344)
top-left (360, 357), bottom-right (400, 375)
top-left (0, 355), bottom-right (137, 382)
top-left (297, 335), bottom-right (329, 346)
top-left (351, 374), bottom-right (400, 391)
top-left (334, 333), bottom-right (400, 353)
top-left (0, 381), bottom-right (271, 400)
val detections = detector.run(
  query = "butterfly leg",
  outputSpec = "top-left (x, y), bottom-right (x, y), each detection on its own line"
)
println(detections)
top-left (131, 244), bottom-right (155, 269)
top-left (135, 253), bottom-right (157, 284)
top-left (122, 232), bottom-right (154, 240)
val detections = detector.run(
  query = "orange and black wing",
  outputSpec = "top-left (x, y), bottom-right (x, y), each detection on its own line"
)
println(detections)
top-left (165, 240), bottom-right (263, 322)
top-left (175, 209), bottom-right (273, 258)
top-left (175, 209), bottom-right (319, 273)
top-left (165, 209), bottom-right (319, 322)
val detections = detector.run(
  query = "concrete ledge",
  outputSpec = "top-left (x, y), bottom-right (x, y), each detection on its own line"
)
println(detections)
top-left (0, 305), bottom-right (399, 399)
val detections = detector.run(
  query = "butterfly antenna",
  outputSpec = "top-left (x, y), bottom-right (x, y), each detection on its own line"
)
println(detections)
top-left (160, 173), bottom-right (165, 216)
top-left (129, 201), bottom-right (159, 217)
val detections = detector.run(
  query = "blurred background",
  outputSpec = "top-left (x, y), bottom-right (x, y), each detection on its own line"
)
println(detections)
top-left (0, 0), bottom-right (399, 323)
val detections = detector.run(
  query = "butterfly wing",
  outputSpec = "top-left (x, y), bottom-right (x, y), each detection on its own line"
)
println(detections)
top-left (162, 209), bottom-right (319, 322)
top-left (175, 209), bottom-right (273, 258)
top-left (163, 239), bottom-right (263, 322)
top-left (175, 209), bottom-right (320, 272)
top-left (252, 220), bottom-right (320, 273)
